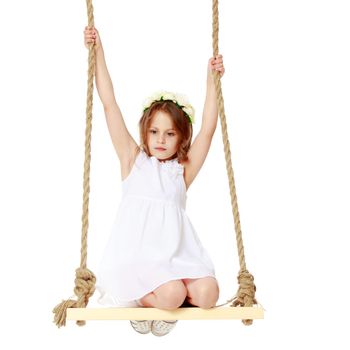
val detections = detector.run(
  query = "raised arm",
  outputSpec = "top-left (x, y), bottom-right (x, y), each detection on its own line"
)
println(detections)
top-left (84, 27), bottom-right (138, 166)
top-left (182, 55), bottom-right (225, 190)
top-left (201, 54), bottom-right (225, 137)
top-left (95, 45), bottom-right (115, 108)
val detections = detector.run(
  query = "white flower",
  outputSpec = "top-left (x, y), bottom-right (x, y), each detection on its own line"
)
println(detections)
top-left (175, 93), bottom-right (190, 107)
top-left (162, 91), bottom-right (176, 102)
top-left (151, 90), bottom-right (164, 101)
top-left (142, 90), bottom-right (195, 123)
top-left (183, 105), bottom-right (195, 123)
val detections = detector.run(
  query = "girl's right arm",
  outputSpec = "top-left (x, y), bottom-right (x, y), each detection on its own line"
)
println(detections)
top-left (84, 26), bottom-right (114, 108)
top-left (84, 26), bottom-right (138, 167)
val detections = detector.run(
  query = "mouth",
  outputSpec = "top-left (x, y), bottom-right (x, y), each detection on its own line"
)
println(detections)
top-left (155, 147), bottom-right (166, 151)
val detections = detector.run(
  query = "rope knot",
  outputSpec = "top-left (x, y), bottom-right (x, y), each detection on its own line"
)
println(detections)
top-left (230, 269), bottom-right (258, 326)
top-left (52, 267), bottom-right (96, 328)
top-left (74, 267), bottom-right (96, 305)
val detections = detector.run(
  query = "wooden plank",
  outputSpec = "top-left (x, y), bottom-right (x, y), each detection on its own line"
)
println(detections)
top-left (66, 306), bottom-right (264, 320)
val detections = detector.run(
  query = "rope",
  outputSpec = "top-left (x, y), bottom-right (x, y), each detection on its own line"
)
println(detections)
top-left (52, 0), bottom-right (260, 327)
top-left (52, 0), bottom-right (96, 328)
top-left (211, 0), bottom-right (258, 326)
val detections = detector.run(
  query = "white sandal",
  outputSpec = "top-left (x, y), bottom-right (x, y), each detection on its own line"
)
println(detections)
top-left (130, 320), bottom-right (153, 334)
top-left (151, 320), bottom-right (178, 337)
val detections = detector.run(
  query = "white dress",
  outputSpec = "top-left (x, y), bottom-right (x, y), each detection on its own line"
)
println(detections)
top-left (96, 149), bottom-right (216, 307)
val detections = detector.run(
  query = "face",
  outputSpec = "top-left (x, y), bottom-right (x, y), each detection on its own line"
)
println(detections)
top-left (147, 110), bottom-right (180, 161)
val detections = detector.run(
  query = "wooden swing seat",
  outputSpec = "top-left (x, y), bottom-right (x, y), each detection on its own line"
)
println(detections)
top-left (66, 306), bottom-right (264, 321)
top-left (52, 0), bottom-right (264, 328)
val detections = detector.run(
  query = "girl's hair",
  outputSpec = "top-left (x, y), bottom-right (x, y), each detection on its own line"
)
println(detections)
top-left (138, 100), bottom-right (193, 163)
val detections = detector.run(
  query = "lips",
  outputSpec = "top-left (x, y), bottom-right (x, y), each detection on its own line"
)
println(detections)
top-left (155, 147), bottom-right (166, 151)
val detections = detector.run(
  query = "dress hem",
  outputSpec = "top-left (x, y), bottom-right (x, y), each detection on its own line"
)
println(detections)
top-left (96, 273), bottom-right (216, 307)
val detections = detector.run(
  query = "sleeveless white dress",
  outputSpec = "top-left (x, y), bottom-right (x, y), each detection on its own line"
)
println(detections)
top-left (95, 149), bottom-right (216, 307)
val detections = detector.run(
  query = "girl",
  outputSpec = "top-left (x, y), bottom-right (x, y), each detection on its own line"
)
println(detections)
top-left (84, 26), bottom-right (225, 336)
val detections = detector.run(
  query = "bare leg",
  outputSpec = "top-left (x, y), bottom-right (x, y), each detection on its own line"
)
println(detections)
top-left (139, 280), bottom-right (187, 310)
top-left (138, 291), bottom-right (157, 307)
top-left (182, 277), bottom-right (219, 309)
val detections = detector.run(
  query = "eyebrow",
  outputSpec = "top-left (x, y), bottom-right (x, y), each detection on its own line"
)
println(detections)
top-left (149, 127), bottom-right (176, 131)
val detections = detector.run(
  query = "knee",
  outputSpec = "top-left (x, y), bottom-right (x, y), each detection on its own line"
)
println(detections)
top-left (195, 283), bottom-right (220, 309)
top-left (156, 281), bottom-right (187, 310)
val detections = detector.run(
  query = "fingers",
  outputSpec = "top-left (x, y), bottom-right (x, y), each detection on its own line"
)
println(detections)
top-left (213, 54), bottom-right (223, 65)
top-left (84, 26), bottom-right (96, 31)
top-left (84, 26), bottom-right (97, 36)
top-left (85, 34), bottom-right (96, 45)
top-left (84, 27), bottom-right (96, 34)
top-left (211, 54), bottom-right (224, 74)
top-left (84, 26), bottom-right (97, 46)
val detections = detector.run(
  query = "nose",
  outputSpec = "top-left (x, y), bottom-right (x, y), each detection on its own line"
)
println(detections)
top-left (157, 134), bottom-right (166, 143)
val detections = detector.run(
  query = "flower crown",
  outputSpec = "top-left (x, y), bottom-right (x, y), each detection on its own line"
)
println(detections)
top-left (142, 90), bottom-right (195, 124)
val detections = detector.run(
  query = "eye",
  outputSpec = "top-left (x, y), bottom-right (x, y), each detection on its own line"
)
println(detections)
top-left (168, 133), bottom-right (175, 136)
top-left (150, 130), bottom-right (157, 134)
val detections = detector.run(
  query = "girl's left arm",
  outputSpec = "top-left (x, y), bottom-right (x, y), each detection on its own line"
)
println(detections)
top-left (201, 54), bottom-right (225, 137)
top-left (179, 55), bottom-right (225, 189)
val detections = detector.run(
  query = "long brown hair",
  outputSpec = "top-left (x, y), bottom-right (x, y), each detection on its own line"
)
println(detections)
top-left (138, 100), bottom-right (193, 163)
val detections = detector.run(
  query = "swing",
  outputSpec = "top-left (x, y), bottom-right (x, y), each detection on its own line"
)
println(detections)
top-left (53, 0), bottom-right (264, 328)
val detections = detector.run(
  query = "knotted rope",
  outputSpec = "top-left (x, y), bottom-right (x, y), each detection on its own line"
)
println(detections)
top-left (211, 0), bottom-right (259, 326)
top-left (52, 0), bottom-right (260, 328)
top-left (52, 0), bottom-right (96, 327)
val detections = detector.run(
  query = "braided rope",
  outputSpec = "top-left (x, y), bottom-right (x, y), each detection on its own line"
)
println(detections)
top-left (52, 0), bottom-right (259, 328)
top-left (212, 0), bottom-right (258, 326)
top-left (52, 0), bottom-right (96, 328)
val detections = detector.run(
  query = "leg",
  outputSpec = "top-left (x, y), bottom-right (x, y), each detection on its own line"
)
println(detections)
top-left (139, 279), bottom-right (187, 310)
top-left (182, 276), bottom-right (220, 309)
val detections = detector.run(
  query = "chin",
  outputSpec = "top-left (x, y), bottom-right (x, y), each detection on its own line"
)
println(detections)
top-left (156, 153), bottom-right (170, 160)
top-left (152, 149), bottom-right (176, 161)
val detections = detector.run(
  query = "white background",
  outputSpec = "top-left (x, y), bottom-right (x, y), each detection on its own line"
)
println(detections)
top-left (0, 0), bottom-right (349, 348)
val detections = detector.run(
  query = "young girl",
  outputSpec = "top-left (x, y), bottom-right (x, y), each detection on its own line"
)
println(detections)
top-left (84, 26), bottom-right (225, 337)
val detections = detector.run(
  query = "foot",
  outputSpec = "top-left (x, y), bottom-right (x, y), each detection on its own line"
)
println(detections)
top-left (151, 320), bottom-right (178, 336)
top-left (130, 320), bottom-right (153, 334)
